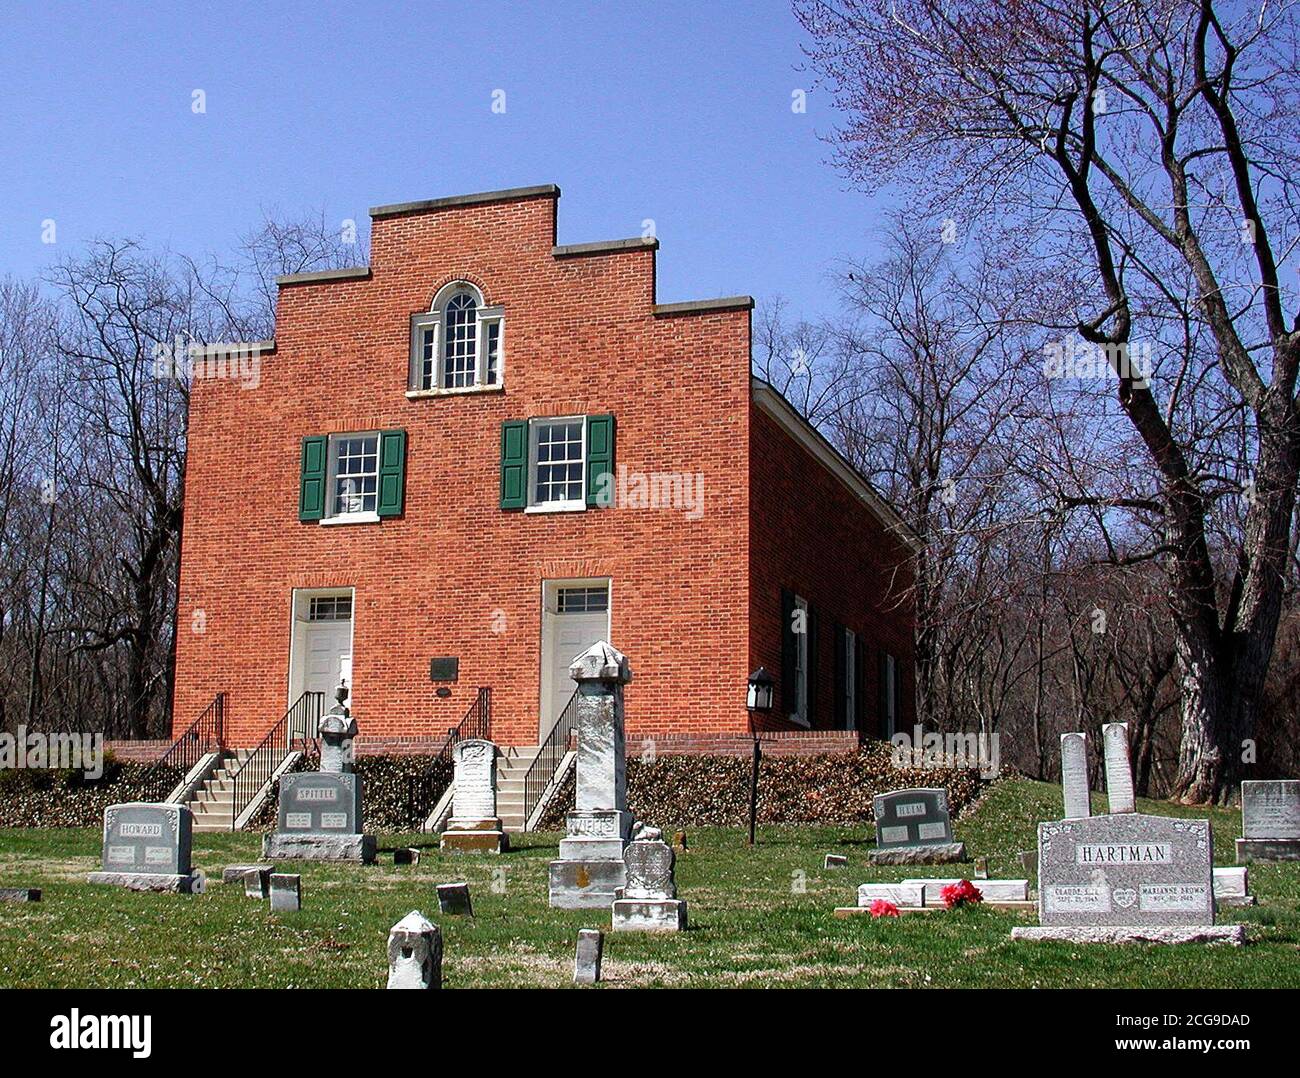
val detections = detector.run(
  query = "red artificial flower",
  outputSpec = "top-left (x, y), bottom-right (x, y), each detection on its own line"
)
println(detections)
top-left (869, 899), bottom-right (900, 918)
top-left (940, 879), bottom-right (984, 909)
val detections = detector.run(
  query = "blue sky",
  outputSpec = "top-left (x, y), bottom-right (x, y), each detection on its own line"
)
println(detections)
top-left (0, 1), bottom-right (885, 324)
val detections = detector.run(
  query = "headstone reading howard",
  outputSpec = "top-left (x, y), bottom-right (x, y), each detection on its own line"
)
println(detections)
top-left (440, 738), bottom-right (508, 853)
top-left (549, 642), bottom-right (636, 909)
top-left (1060, 732), bottom-right (1092, 819)
top-left (612, 837), bottom-right (687, 931)
top-left (1236, 780), bottom-right (1300, 863)
top-left (868, 788), bottom-right (966, 865)
top-left (387, 911), bottom-right (442, 989)
top-left (87, 803), bottom-right (202, 893)
top-left (263, 683), bottom-right (376, 864)
top-left (1102, 723), bottom-right (1136, 813)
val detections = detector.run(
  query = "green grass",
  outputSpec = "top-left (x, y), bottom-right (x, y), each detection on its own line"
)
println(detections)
top-left (1, 777), bottom-right (1297, 988)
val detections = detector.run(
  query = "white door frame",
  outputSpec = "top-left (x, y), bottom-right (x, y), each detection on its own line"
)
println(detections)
top-left (538, 577), bottom-right (611, 740)
top-left (286, 587), bottom-right (355, 712)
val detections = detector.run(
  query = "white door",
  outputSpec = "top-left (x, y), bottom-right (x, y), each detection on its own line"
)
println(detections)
top-left (541, 582), bottom-right (610, 737)
top-left (303, 623), bottom-right (352, 700)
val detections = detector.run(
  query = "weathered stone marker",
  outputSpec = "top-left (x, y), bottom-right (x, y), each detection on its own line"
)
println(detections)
top-left (393, 848), bottom-right (420, 866)
top-left (857, 881), bottom-right (925, 908)
top-left (549, 642), bottom-right (636, 909)
top-left (269, 873), bottom-right (301, 912)
top-left (87, 803), bottom-right (201, 893)
top-left (1236, 780), bottom-right (1300, 863)
top-left (612, 838), bottom-right (687, 931)
top-left (1060, 732), bottom-right (1091, 819)
top-left (672, 830), bottom-right (687, 851)
top-left (441, 738), bottom-right (508, 853)
top-left (824, 854), bottom-right (848, 869)
top-left (264, 683), bottom-right (376, 863)
top-left (243, 867), bottom-right (271, 899)
top-left (223, 863), bottom-right (274, 885)
top-left (387, 911), bottom-right (442, 989)
top-left (974, 856), bottom-right (989, 879)
top-left (904, 877), bottom-right (1030, 904)
top-left (574, 928), bottom-right (604, 984)
top-left (868, 788), bottom-right (965, 865)
top-left (436, 881), bottom-right (473, 916)
top-left (1102, 723), bottom-right (1136, 814)
top-left (1213, 866), bottom-right (1254, 908)
top-left (0, 888), bottom-right (40, 903)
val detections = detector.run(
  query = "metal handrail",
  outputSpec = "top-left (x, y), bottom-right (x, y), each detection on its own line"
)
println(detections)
top-left (141, 693), bottom-right (225, 797)
top-left (405, 688), bottom-right (492, 830)
top-left (521, 688), bottom-right (580, 829)
top-left (227, 691), bottom-right (324, 830)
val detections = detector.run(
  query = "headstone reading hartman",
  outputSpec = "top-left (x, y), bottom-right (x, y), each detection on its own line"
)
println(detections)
top-left (387, 911), bottom-right (442, 989)
top-left (549, 642), bottom-right (636, 909)
top-left (1236, 780), bottom-right (1300, 863)
top-left (1060, 732), bottom-right (1092, 819)
top-left (1102, 723), bottom-right (1136, 813)
top-left (440, 738), bottom-right (508, 853)
top-left (87, 803), bottom-right (202, 893)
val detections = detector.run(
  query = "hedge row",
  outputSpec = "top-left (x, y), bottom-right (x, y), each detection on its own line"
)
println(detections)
top-left (0, 757), bottom-right (182, 828)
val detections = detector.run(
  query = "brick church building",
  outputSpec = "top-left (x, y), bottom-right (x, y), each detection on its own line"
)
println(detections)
top-left (171, 184), bottom-right (917, 754)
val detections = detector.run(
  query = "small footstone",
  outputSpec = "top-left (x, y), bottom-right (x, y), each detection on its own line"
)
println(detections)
top-left (672, 830), bottom-right (687, 851)
top-left (824, 854), bottom-right (848, 869)
top-left (223, 863), bottom-right (275, 885)
top-left (387, 911), bottom-right (441, 989)
top-left (394, 848), bottom-right (420, 866)
top-left (269, 873), bottom-right (301, 912)
top-left (974, 857), bottom-right (989, 879)
top-left (1011, 925), bottom-right (1246, 946)
top-left (437, 882), bottom-right (473, 916)
top-left (244, 868), bottom-right (271, 899)
top-left (0, 888), bottom-right (40, 903)
top-left (574, 928), bottom-right (603, 985)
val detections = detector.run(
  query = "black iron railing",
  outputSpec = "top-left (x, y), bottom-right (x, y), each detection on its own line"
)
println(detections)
top-left (141, 693), bottom-right (226, 799)
top-left (227, 691), bottom-right (324, 831)
top-left (405, 688), bottom-right (492, 830)
top-left (521, 688), bottom-right (580, 831)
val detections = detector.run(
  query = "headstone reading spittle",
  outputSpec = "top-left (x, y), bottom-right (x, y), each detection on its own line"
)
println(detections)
top-left (1060, 732), bottom-right (1091, 819)
top-left (574, 928), bottom-right (604, 984)
top-left (387, 911), bottom-right (442, 989)
top-left (1102, 723), bottom-right (1136, 813)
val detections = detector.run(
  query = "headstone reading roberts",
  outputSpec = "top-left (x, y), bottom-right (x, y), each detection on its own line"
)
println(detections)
top-left (574, 928), bottom-right (604, 985)
top-left (1236, 780), bottom-right (1300, 862)
top-left (549, 642), bottom-right (636, 909)
top-left (387, 911), bottom-right (442, 989)
top-left (269, 873), bottom-right (301, 912)
top-left (1060, 732), bottom-right (1092, 819)
top-left (437, 882), bottom-right (473, 917)
top-left (1102, 723), bottom-right (1136, 814)
top-left (440, 738), bottom-right (508, 853)
top-left (612, 838), bottom-right (687, 931)
top-left (87, 803), bottom-right (201, 893)
top-left (263, 683), bottom-right (376, 863)
top-left (868, 788), bottom-right (966, 865)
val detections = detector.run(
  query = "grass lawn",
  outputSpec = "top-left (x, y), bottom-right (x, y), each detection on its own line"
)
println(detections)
top-left (1, 777), bottom-right (1297, 989)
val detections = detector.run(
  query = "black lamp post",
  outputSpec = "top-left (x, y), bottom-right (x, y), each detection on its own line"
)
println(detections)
top-left (745, 668), bottom-right (773, 845)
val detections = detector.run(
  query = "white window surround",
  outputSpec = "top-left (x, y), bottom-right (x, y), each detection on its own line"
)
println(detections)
top-left (408, 282), bottom-right (504, 394)
top-left (527, 415), bottom-right (586, 512)
top-left (790, 594), bottom-right (810, 728)
top-left (323, 431), bottom-right (381, 524)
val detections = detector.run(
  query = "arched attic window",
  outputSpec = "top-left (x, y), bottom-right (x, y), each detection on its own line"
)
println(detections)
top-left (408, 282), bottom-right (504, 393)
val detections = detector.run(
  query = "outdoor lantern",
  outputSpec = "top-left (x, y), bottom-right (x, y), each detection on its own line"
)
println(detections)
top-left (746, 667), bottom-right (775, 712)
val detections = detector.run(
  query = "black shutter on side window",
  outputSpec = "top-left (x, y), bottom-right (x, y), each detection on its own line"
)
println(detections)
top-left (780, 588), bottom-right (795, 717)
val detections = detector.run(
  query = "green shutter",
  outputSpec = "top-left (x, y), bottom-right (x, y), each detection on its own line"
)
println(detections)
top-left (585, 413), bottom-right (615, 508)
top-left (500, 420), bottom-right (528, 509)
top-left (376, 429), bottom-right (407, 517)
top-left (299, 435), bottom-right (327, 522)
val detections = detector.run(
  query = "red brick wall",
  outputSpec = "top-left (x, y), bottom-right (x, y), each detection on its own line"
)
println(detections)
top-left (105, 740), bottom-right (170, 764)
top-left (748, 401), bottom-right (916, 737)
top-left (173, 189), bottom-right (754, 747)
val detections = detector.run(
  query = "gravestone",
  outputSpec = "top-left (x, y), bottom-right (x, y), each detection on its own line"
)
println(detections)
top-left (824, 854), bottom-right (848, 869)
top-left (857, 881), bottom-right (925, 908)
top-left (0, 888), bottom-right (40, 903)
top-left (263, 683), bottom-right (376, 863)
top-left (387, 911), bottom-right (442, 989)
top-left (223, 862), bottom-right (274, 885)
top-left (1102, 723), bottom-right (1136, 813)
top-left (574, 928), bottom-right (604, 985)
top-left (904, 878), bottom-right (1030, 904)
top-left (1060, 732), bottom-right (1091, 819)
top-left (440, 738), bottom-right (508, 853)
top-left (868, 788), bottom-right (966, 865)
top-left (1213, 866), bottom-right (1254, 908)
top-left (437, 882), bottom-right (473, 917)
top-left (1012, 813), bottom-right (1243, 944)
top-left (244, 867), bottom-right (271, 899)
top-left (269, 873), bottom-right (301, 912)
top-left (87, 803), bottom-right (201, 893)
top-left (394, 848), bottom-right (420, 866)
top-left (612, 838), bottom-right (687, 931)
top-left (974, 856), bottom-right (989, 879)
top-left (1236, 780), bottom-right (1300, 862)
top-left (549, 642), bottom-right (636, 909)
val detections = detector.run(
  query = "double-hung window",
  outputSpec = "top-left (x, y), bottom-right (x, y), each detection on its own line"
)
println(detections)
top-left (409, 282), bottom-right (504, 393)
top-left (528, 417), bottom-right (586, 510)
top-left (328, 433), bottom-right (380, 519)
